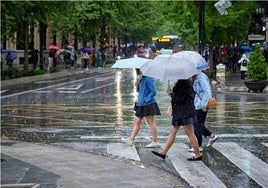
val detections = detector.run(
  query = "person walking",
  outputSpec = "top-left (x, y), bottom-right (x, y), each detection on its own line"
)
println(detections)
top-left (237, 53), bottom-right (249, 80)
top-left (81, 51), bottom-right (89, 71)
top-left (122, 69), bottom-right (161, 148)
top-left (6, 52), bottom-right (14, 69)
top-left (188, 72), bottom-right (218, 152)
top-left (152, 79), bottom-right (202, 161)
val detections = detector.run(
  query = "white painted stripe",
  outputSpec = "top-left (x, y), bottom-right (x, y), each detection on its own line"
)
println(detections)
top-left (262, 142), bottom-right (268, 147)
top-left (0, 71), bottom-right (114, 99)
top-left (168, 143), bottom-right (226, 188)
top-left (33, 91), bottom-right (50, 93)
top-left (58, 91), bottom-right (77, 94)
top-left (213, 142), bottom-right (268, 188)
top-left (107, 143), bottom-right (140, 161)
top-left (80, 134), bottom-right (268, 140)
top-left (57, 84), bottom-right (84, 90)
top-left (80, 82), bottom-right (116, 94)
top-left (0, 90), bottom-right (8, 94)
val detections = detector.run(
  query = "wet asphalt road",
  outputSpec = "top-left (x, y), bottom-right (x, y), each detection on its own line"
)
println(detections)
top-left (1, 67), bottom-right (268, 187)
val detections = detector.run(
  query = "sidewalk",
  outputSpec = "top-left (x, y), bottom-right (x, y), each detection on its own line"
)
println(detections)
top-left (1, 139), bottom-right (175, 188)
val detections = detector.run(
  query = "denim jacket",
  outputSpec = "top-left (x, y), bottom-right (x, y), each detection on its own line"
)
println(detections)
top-left (136, 76), bottom-right (157, 106)
top-left (193, 72), bottom-right (212, 110)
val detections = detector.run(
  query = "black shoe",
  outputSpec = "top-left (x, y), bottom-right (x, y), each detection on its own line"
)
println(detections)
top-left (152, 151), bottom-right (166, 159)
top-left (187, 155), bottom-right (202, 161)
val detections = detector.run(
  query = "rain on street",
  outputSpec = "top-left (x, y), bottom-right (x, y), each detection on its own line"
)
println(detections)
top-left (1, 67), bottom-right (268, 188)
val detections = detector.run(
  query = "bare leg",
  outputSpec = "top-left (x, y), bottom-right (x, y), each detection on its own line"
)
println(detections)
top-left (129, 117), bottom-right (142, 141)
top-left (145, 115), bottom-right (158, 142)
top-left (183, 124), bottom-right (202, 158)
top-left (160, 126), bottom-right (179, 155)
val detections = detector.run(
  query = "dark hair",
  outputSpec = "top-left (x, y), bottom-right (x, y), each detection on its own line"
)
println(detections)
top-left (136, 69), bottom-right (141, 75)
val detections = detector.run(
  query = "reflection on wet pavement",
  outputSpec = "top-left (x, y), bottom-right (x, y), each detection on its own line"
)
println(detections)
top-left (1, 68), bottom-right (268, 188)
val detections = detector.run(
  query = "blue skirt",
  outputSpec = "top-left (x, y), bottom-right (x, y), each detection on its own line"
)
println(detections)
top-left (134, 102), bottom-right (161, 118)
top-left (172, 116), bottom-right (196, 126)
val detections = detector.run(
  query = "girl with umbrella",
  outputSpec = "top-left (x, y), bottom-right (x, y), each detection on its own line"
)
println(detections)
top-left (121, 69), bottom-right (161, 148)
top-left (152, 79), bottom-right (202, 161)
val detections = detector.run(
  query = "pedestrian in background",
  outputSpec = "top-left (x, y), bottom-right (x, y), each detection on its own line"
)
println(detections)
top-left (237, 53), bottom-right (249, 80)
top-left (6, 51), bottom-right (14, 69)
top-left (152, 79), bottom-right (202, 161)
top-left (81, 50), bottom-right (89, 70)
top-left (188, 72), bottom-right (218, 152)
top-left (122, 69), bottom-right (161, 148)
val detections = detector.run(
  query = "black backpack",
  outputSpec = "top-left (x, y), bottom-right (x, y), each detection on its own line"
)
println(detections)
top-left (242, 59), bottom-right (248, 66)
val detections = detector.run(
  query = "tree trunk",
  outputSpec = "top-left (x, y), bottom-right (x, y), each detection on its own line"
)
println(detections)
top-left (23, 23), bottom-right (29, 71)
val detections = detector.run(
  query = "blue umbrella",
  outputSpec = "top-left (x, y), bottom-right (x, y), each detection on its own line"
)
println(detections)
top-left (241, 45), bottom-right (252, 52)
top-left (83, 46), bottom-right (94, 52)
top-left (1, 49), bottom-right (7, 54)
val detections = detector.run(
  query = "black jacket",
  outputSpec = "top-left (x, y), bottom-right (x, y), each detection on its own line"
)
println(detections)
top-left (171, 80), bottom-right (196, 121)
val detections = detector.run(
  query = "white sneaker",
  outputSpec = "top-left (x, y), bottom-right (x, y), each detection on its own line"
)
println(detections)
top-left (188, 147), bottom-right (203, 152)
top-left (145, 142), bottom-right (160, 148)
top-left (207, 135), bottom-right (218, 147)
top-left (121, 138), bottom-right (133, 146)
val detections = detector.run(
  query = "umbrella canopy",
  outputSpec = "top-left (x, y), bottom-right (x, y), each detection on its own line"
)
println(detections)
top-left (241, 45), bottom-right (252, 52)
top-left (112, 57), bottom-right (151, 69)
top-left (83, 46), bottom-right (94, 52)
top-left (1, 49), bottom-right (7, 54)
top-left (48, 45), bottom-right (59, 50)
top-left (56, 49), bottom-right (73, 55)
top-left (172, 51), bottom-right (209, 71)
top-left (140, 56), bottom-right (199, 81)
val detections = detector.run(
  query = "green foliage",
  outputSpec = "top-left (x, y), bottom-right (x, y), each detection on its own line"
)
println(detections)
top-left (1, 68), bottom-right (22, 79)
top-left (1, 68), bottom-right (46, 80)
top-left (1, 1), bottom-right (261, 56)
top-left (246, 44), bottom-right (268, 81)
top-left (105, 58), bottom-right (115, 64)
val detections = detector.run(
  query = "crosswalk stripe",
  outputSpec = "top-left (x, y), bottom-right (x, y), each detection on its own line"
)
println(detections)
top-left (168, 143), bottom-right (227, 188)
top-left (107, 143), bottom-right (140, 161)
top-left (262, 142), bottom-right (268, 147)
top-left (213, 142), bottom-right (268, 188)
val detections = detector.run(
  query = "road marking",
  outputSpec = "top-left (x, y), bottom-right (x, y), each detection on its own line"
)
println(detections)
top-left (213, 142), bottom-right (268, 188)
top-left (0, 71), bottom-right (115, 99)
top-left (80, 82), bottom-right (116, 94)
top-left (167, 143), bottom-right (227, 188)
top-left (80, 134), bottom-right (268, 140)
top-left (107, 143), bottom-right (140, 161)
top-left (57, 84), bottom-right (84, 90)
top-left (0, 90), bottom-right (8, 94)
top-left (262, 142), bottom-right (268, 147)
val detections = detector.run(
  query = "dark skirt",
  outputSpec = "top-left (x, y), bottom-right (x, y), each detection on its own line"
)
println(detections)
top-left (172, 116), bottom-right (196, 126)
top-left (135, 102), bottom-right (161, 118)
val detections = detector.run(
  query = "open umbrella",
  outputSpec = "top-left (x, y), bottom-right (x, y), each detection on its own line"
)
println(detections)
top-left (140, 56), bottom-right (199, 81)
top-left (83, 46), bottom-right (94, 52)
top-left (172, 51), bottom-right (209, 71)
top-left (241, 45), bottom-right (252, 52)
top-left (111, 57), bottom-right (151, 69)
top-left (1, 49), bottom-right (7, 54)
top-left (48, 45), bottom-right (59, 50)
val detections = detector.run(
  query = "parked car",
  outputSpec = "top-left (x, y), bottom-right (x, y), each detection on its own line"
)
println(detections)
top-left (134, 48), bottom-right (154, 59)
top-left (157, 49), bottom-right (173, 57)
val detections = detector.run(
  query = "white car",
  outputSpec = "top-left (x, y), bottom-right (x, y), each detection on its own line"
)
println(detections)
top-left (157, 49), bottom-right (173, 57)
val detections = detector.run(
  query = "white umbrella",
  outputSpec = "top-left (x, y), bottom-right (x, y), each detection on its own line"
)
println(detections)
top-left (172, 51), bottom-right (209, 71)
top-left (111, 57), bottom-right (151, 69)
top-left (140, 56), bottom-right (200, 81)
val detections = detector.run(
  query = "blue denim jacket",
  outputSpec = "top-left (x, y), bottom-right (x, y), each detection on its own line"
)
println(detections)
top-left (136, 76), bottom-right (157, 106)
top-left (193, 72), bottom-right (212, 110)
